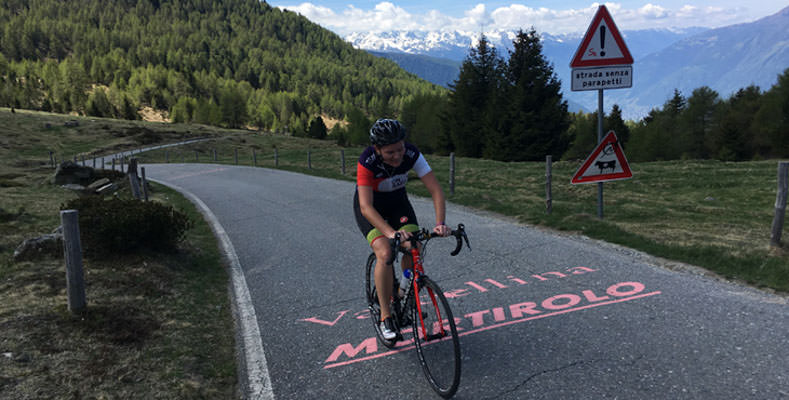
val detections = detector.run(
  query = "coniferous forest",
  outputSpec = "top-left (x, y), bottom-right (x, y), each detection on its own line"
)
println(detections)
top-left (1, 0), bottom-right (788, 161)
top-left (0, 0), bottom-right (441, 139)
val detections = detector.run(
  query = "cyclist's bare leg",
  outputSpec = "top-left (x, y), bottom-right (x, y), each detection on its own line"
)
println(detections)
top-left (372, 238), bottom-right (415, 321)
top-left (372, 238), bottom-right (395, 321)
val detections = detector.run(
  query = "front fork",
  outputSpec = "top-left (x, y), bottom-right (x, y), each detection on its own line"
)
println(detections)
top-left (408, 248), bottom-right (446, 340)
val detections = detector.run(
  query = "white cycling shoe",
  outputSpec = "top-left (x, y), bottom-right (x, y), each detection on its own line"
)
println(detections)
top-left (380, 317), bottom-right (397, 340)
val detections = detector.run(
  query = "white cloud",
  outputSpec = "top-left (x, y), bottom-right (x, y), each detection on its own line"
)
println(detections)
top-left (638, 3), bottom-right (669, 19)
top-left (283, 2), bottom-right (336, 20)
top-left (489, 4), bottom-right (597, 34)
top-left (276, 2), bottom-right (771, 36)
top-left (461, 4), bottom-right (494, 30)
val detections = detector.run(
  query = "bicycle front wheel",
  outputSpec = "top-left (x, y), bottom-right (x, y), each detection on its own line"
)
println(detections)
top-left (411, 276), bottom-right (461, 398)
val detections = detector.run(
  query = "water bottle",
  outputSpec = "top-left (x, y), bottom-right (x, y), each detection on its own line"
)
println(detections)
top-left (399, 269), bottom-right (412, 296)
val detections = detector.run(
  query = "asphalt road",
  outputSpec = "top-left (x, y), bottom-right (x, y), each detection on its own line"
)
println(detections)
top-left (143, 163), bottom-right (788, 400)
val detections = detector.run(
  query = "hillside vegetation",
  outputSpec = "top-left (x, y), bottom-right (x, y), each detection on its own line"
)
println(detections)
top-left (0, 0), bottom-right (443, 132)
top-left (0, 109), bottom-right (238, 398)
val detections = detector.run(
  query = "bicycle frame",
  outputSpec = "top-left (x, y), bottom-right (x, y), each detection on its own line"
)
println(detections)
top-left (394, 225), bottom-right (469, 341)
top-left (408, 245), bottom-right (448, 341)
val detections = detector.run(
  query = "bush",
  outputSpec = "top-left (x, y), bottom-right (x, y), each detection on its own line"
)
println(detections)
top-left (61, 197), bottom-right (192, 256)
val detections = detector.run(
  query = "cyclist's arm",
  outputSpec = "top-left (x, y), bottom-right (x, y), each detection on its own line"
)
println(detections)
top-left (419, 171), bottom-right (450, 236)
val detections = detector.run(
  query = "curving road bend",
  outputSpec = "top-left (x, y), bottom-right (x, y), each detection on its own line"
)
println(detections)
top-left (143, 163), bottom-right (788, 400)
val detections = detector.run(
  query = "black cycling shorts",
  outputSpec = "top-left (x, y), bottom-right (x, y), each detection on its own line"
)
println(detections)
top-left (353, 189), bottom-right (418, 245)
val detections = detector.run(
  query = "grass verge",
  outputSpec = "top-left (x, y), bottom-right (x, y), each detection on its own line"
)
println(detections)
top-left (0, 109), bottom-right (236, 398)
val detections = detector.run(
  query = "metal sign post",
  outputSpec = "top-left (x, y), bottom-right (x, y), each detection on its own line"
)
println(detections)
top-left (597, 89), bottom-right (604, 218)
top-left (570, 5), bottom-right (634, 219)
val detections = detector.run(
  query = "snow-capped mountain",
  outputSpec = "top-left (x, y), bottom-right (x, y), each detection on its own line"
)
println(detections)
top-left (345, 30), bottom-right (507, 60)
top-left (345, 28), bottom-right (705, 63)
top-left (347, 27), bottom-right (708, 116)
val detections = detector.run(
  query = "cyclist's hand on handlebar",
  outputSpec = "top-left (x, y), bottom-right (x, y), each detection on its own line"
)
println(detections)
top-left (389, 229), bottom-right (413, 241)
top-left (433, 223), bottom-right (451, 237)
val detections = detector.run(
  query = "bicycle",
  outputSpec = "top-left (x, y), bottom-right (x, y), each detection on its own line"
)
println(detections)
top-left (365, 223), bottom-right (471, 398)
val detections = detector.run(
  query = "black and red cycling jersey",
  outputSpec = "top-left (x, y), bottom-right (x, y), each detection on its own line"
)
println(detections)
top-left (355, 142), bottom-right (432, 198)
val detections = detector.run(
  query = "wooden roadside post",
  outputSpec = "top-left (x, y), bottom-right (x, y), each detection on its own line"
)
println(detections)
top-left (195, 150), bottom-right (199, 162)
top-left (61, 210), bottom-right (86, 314)
top-left (449, 152), bottom-right (455, 196)
top-left (308, 149), bottom-right (312, 169)
top-left (128, 158), bottom-right (142, 200)
top-left (165, 150), bottom-right (169, 163)
top-left (275, 148), bottom-right (279, 167)
top-left (141, 166), bottom-right (149, 201)
top-left (770, 161), bottom-right (789, 247)
top-left (340, 150), bottom-right (346, 175)
top-left (546, 155), bottom-right (553, 214)
top-left (234, 148), bottom-right (239, 165)
top-left (253, 149), bottom-right (257, 166)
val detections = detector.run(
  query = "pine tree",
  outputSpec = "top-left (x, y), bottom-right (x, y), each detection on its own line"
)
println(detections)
top-left (307, 116), bottom-right (327, 139)
top-left (485, 28), bottom-right (569, 161)
top-left (605, 104), bottom-right (630, 146)
top-left (680, 86), bottom-right (721, 159)
top-left (666, 89), bottom-right (686, 116)
top-left (345, 108), bottom-right (370, 146)
top-left (711, 86), bottom-right (760, 160)
top-left (401, 93), bottom-right (447, 154)
top-left (443, 34), bottom-right (502, 158)
top-left (753, 68), bottom-right (789, 157)
top-left (219, 85), bottom-right (248, 129)
top-left (86, 88), bottom-right (114, 118)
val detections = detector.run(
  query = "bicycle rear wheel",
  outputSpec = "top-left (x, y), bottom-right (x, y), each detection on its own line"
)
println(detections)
top-left (365, 253), bottom-right (398, 348)
top-left (411, 276), bottom-right (461, 398)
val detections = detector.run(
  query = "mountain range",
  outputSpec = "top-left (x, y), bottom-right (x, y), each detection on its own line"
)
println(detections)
top-left (348, 6), bottom-right (789, 119)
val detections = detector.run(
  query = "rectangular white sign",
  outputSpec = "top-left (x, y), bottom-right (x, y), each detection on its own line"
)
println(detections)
top-left (571, 66), bottom-right (633, 91)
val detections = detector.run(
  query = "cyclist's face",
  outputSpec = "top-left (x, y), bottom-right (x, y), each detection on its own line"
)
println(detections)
top-left (377, 141), bottom-right (405, 167)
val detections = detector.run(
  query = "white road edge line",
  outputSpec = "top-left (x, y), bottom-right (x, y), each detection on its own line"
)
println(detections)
top-left (148, 177), bottom-right (275, 400)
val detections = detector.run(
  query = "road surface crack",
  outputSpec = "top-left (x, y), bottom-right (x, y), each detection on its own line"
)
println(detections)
top-left (482, 355), bottom-right (645, 399)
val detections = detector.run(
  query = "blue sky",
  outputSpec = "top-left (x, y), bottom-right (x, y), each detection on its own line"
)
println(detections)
top-left (269, 1), bottom-right (789, 35)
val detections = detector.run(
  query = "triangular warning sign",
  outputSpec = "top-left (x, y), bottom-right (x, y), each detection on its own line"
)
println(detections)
top-left (570, 5), bottom-right (633, 68)
top-left (571, 131), bottom-right (632, 185)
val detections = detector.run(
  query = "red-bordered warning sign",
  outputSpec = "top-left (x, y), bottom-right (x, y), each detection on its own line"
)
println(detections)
top-left (571, 131), bottom-right (632, 184)
top-left (570, 5), bottom-right (633, 68)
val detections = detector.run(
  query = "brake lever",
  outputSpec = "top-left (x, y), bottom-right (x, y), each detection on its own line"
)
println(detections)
top-left (450, 223), bottom-right (469, 256)
top-left (461, 230), bottom-right (471, 252)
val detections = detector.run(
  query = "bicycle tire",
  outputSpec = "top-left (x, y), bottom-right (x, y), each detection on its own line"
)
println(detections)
top-left (411, 276), bottom-right (461, 398)
top-left (365, 253), bottom-right (398, 348)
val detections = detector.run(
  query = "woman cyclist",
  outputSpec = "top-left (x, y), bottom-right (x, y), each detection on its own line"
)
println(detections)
top-left (353, 119), bottom-right (450, 340)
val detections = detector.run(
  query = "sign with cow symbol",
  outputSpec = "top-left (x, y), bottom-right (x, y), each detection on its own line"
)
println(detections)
top-left (571, 130), bottom-right (632, 184)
